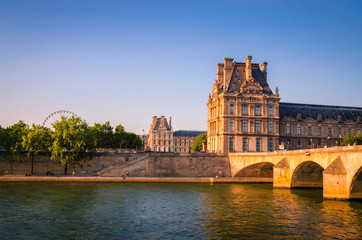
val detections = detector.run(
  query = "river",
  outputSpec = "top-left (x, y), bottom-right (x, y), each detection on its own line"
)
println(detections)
top-left (0, 182), bottom-right (361, 239)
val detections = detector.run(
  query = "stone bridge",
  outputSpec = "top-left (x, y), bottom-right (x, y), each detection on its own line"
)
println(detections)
top-left (229, 145), bottom-right (362, 200)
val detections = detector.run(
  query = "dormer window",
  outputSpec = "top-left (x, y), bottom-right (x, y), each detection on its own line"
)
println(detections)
top-left (337, 115), bottom-right (342, 122)
top-left (317, 114), bottom-right (322, 121)
top-left (297, 113), bottom-right (301, 120)
top-left (357, 116), bottom-right (361, 122)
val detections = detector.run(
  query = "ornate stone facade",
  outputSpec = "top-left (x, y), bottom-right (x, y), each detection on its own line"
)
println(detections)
top-left (148, 116), bottom-right (206, 152)
top-left (207, 56), bottom-right (362, 153)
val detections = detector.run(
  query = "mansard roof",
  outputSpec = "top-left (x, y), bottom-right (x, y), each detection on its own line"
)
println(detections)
top-left (280, 102), bottom-right (362, 123)
top-left (152, 118), bottom-right (171, 131)
top-left (224, 63), bottom-right (273, 95)
top-left (174, 130), bottom-right (206, 137)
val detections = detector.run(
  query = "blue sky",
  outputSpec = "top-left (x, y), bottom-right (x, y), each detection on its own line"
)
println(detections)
top-left (1, 0), bottom-right (362, 134)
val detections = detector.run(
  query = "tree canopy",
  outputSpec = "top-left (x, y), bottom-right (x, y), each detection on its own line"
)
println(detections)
top-left (191, 133), bottom-right (207, 153)
top-left (50, 116), bottom-right (94, 175)
top-left (22, 124), bottom-right (52, 174)
top-left (343, 133), bottom-right (362, 146)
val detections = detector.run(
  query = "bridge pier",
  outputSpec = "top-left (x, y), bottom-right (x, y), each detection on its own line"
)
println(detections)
top-left (322, 157), bottom-right (349, 199)
top-left (273, 158), bottom-right (292, 188)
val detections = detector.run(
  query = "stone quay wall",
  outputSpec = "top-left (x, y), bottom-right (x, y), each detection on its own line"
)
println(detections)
top-left (0, 152), bottom-right (231, 177)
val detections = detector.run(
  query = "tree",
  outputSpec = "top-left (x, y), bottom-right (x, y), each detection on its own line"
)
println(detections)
top-left (342, 134), bottom-right (355, 146)
top-left (92, 122), bottom-right (113, 148)
top-left (1, 121), bottom-right (29, 173)
top-left (22, 124), bottom-right (53, 175)
top-left (191, 133), bottom-right (207, 153)
top-left (353, 133), bottom-right (362, 145)
top-left (113, 124), bottom-right (125, 148)
top-left (50, 116), bottom-right (94, 175)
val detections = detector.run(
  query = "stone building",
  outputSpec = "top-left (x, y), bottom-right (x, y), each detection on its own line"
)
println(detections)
top-left (207, 56), bottom-right (362, 153)
top-left (148, 116), bottom-right (206, 152)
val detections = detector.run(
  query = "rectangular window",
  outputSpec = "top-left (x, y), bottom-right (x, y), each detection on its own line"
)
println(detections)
top-left (255, 121), bottom-right (261, 133)
top-left (256, 105), bottom-right (260, 115)
top-left (169, 141), bottom-right (171, 145)
top-left (268, 121), bottom-right (273, 133)
top-left (318, 125), bottom-right (321, 136)
top-left (256, 139), bottom-right (260, 152)
top-left (358, 127), bottom-right (361, 133)
top-left (297, 124), bottom-right (301, 135)
top-left (229, 138), bottom-right (234, 151)
top-left (230, 104), bottom-right (234, 115)
top-left (229, 119), bottom-right (234, 131)
top-left (268, 106), bottom-right (273, 116)
top-left (328, 126), bottom-right (332, 136)
top-left (243, 138), bottom-right (247, 152)
top-left (154, 140), bottom-right (156, 144)
top-left (348, 127), bottom-right (351, 135)
top-left (158, 140), bottom-right (161, 144)
top-left (268, 139), bottom-right (273, 152)
top-left (243, 105), bottom-right (247, 115)
top-left (308, 125), bottom-right (311, 135)
top-left (338, 126), bottom-right (342, 136)
top-left (243, 120), bottom-right (247, 132)
top-left (286, 123), bottom-right (291, 134)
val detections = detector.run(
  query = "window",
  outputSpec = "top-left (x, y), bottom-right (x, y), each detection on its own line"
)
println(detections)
top-left (297, 140), bottom-right (301, 145)
top-left (358, 127), bottom-right (361, 133)
top-left (169, 141), bottom-right (171, 145)
top-left (164, 140), bottom-right (166, 145)
top-left (256, 139), bottom-right (261, 152)
top-left (328, 126), bottom-right (332, 136)
top-left (338, 126), bottom-right (341, 136)
top-left (318, 125), bottom-right (321, 135)
top-left (268, 121), bottom-right (273, 133)
top-left (243, 105), bottom-right (247, 115)
top-left (243, 138), bottom-right (247, 152)
top-left (243, 120), bottom-right (248, 132)
top-left (230, 104), bottom-right (234, 114)
top-left (286, 123), bottom-right (291, 134)
top-left (255, 121), bottom-right (261, 133)
top-left (158, 140), bottom-right (161, 144)
top-left (229, 119), bottom-right (234, 131)
top-left (268, 106), bottom-right (273, 116)
top-left (256, 105), bottom-right (261, 115)
top-left (154, 140), bottom-right (156, 144)
top-left (308, 125), bottom-right (311, 135)
top-left (297, 124), bottom-right (301, 135)
top-left (229, 138), bottom-right (234, 151)
top-left (268, 139), bottom-right (273, 152)
top-left (348, 127), bottom-right (351, 135)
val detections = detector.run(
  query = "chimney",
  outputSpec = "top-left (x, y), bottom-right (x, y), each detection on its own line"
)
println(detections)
top-left (161, 116), bottom-right (165, 126)
top-left (260, 62), bottom-right (268, 81)
top-left (169, 117), bottom-right (172, 128)
top-left (152, 116), bottom-right (157, 126)
top-left (223, 57), bottom-right (234, 92)
top-left (245, 55), bottom-right (253, 80)
top-left (216, 63), bottom-right (224, 83)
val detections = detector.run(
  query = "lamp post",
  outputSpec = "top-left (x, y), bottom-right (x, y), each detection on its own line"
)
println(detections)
top-left (142, 129), bottom-right (145, 150)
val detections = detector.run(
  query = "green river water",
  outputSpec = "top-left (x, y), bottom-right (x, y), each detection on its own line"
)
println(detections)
top-left (0, 182), bottom-right (361, 239)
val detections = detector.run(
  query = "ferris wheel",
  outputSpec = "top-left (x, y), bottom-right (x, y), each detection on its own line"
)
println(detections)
top-left (42, 110), bottom-right (80, 128)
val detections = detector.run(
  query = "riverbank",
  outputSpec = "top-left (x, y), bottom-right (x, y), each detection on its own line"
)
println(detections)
top-left (0, 175), bottom-right (272, 183)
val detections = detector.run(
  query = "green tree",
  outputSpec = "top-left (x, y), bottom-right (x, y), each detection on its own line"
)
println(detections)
top-left (342, 134), bottom-right (355, 146)
top-left (191, 133), bottom-right (207, 153)
top-left (354, 133), bottom-right (362, 145)
top-left (50, 116), bottom-right (94, 175)
top-left (22, 124), bottom-right (53, 175)
top-left (92, 122), bottom-right (113, 148)
top-left (1, 121), bottom-right (29, 173)
top-left (113, 124), bottom-right (125, 148)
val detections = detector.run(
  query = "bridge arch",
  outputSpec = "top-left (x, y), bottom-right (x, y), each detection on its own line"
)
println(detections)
top-left (291, 161), bottom-right (324, 188)
top-left (350, 167), bottom-right (362, 199)
top-left (234, 162), bottom-right (274, 178)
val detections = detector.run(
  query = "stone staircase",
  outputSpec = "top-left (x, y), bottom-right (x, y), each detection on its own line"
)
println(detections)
top-left (98, 153), bottom-right (149, 175)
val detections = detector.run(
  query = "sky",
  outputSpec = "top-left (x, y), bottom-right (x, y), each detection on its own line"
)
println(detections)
top-left (1, 0), bottom-right (362, 134)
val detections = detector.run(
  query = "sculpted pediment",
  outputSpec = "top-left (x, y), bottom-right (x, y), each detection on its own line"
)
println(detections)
top-left (303, 118), bottom-right (318, 123)
top-left (281, 116), bottom-right (297, 122)
top-left (324, 119), bottom-right (338, 124)
top-left (240, 78), bottom-right (263, 94)
top-left (344, 120), bottom-right (357, 125)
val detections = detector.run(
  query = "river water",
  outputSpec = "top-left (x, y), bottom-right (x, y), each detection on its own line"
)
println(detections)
top-left (0, 182), bottom-right (361, 239)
